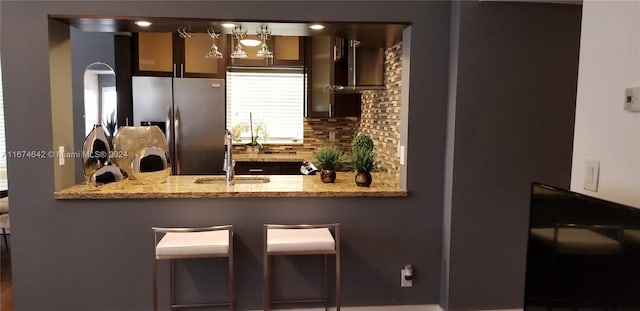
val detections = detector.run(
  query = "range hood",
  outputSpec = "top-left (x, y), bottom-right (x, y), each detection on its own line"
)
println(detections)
top-left (328, 38), bottom-right (385, 93)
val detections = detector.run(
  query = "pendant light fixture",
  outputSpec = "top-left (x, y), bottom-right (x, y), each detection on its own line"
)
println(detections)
top-left (256, 25), bottom-right (273, 59)
top-left (231, 26), bottom-right (248, 58)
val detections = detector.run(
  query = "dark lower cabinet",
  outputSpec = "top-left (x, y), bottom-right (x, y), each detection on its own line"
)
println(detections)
top-left (235, 161), bottom-right (302, 175)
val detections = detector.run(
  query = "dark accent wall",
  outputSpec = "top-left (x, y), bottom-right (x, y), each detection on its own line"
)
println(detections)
top-left (0, 2), bottom-right (450, 311)
top-left (443, 2), bottom-right (581, 310)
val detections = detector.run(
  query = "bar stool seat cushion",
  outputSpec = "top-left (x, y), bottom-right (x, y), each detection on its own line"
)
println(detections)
top-left (267, 228), bottom-right (335, 253)
top-left (156, 230), bottom-right (230, 258)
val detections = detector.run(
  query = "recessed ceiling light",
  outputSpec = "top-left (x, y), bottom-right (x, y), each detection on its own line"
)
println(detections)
top-left (135, 20), bottom-right (152, 27)
top-left (309, 24), bottom-right (325, 30)
top-left (221, 23), bottom-right (236, 28)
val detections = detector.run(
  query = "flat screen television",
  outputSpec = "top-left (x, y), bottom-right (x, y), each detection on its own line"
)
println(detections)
top-left (524, 183), bottom-right (640, 310)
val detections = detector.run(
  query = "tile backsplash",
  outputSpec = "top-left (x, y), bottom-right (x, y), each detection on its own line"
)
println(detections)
top-left (358, 42), bottom-right (402, 175)
top-left (236, 42), bottom-right (403, 176)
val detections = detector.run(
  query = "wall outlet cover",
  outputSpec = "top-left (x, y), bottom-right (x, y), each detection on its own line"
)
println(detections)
top-left (624, 87), bottom-right (640, 112)
top-left (584, 159), bottom-right (599, 192)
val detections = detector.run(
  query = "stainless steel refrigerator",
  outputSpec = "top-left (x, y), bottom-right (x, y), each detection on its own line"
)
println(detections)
top-left (132, 77), bottom-right (226, 175)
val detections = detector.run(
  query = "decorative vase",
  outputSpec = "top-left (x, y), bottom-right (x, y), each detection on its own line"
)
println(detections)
top-left (355, 171), bottom-right (372, 187)
top-left (90, 164), bottom-right (126, 186)
top-left (82, 124), bottom-right (111, 184)
top-left (112, 126), bottom-right (170, 183)
top-left (320, 169), bottom-right (336, 183)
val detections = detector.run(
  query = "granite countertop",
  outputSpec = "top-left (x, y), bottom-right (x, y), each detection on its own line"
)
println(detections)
top-left (232, 152), bottom-right (313, 162)
top-left (54, 172), bottom-right (407, 199)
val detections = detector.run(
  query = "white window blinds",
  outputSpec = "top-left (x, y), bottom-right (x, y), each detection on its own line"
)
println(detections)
top-left (226, 70), bottom-right (305, 144)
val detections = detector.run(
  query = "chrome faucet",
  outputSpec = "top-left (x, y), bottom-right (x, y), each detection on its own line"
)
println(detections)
top-left (223, 129), bottom-right (235, 185)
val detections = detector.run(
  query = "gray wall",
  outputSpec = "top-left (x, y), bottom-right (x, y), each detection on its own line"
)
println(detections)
top-left (0, 1), bottom-right (581, 310)
top-left (443, 1), bottom-right (581, 310)
top-left (1, 2), bottom-right (450, 310)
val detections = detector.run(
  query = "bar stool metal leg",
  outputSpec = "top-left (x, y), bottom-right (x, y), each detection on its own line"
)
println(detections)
top-left (263, 223), bottom-right (340, 311)
top-left (153, 225), bottom-right (233, 311)
top-left (263, 226), bottom-right (270, 311)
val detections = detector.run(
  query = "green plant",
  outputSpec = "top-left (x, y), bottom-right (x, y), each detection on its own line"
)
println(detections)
top-left (351, 147), bottom-right (375, 172)
top-left (103, 110), bottom-right (117, 137)
top-left (313, 145), bottom-right (345, 170)
top-left (230, 119), bottom-right (268, 148)
top-left (351, 133), bottom-right (374, 152)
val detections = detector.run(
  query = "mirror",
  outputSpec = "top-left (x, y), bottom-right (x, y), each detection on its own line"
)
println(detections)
top-left (83, 62), bottom-right (117, 138)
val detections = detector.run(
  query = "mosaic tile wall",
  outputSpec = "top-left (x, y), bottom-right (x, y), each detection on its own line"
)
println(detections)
top-left (236, 42), bottom-right (402, 175)
top-left (358, 42), bottom-right (402, 175)
top-left (235, 117), bottom-right (360, 155)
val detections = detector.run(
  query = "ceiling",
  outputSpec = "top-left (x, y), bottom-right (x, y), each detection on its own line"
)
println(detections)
top-left (53, 15), bottom-right (409, 48)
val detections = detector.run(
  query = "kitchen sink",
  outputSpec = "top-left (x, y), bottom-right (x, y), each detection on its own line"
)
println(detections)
top-left (194, 176), bottom-right (270, 185)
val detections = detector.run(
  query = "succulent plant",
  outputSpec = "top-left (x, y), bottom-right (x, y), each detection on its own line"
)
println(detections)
top-left (313, 145), bottom-right (345, 170)
top-left (351, 133), bottom-right (374, 152)
top-left (351, 147), bottom-right (375, 172)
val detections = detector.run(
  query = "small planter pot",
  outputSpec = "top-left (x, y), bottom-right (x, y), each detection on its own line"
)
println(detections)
top-left (320, 169), bottom-right (337, 183)
top-left (355, 171), bottom-right (372, 187)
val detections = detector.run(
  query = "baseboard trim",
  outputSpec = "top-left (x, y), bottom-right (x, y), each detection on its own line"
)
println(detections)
top-left (249, 305), bottom-right (523, 311)
top-left (250, 305), bottom-right (440, 311)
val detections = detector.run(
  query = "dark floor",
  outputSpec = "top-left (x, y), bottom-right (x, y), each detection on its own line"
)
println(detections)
top-left (1, 238), bottom-right (13, 311)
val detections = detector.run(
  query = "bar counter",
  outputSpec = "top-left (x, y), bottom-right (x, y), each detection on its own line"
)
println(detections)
top-left (54, 172), bottom-right (407, 199)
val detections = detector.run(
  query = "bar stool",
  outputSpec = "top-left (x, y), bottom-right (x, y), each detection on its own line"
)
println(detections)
top-left (152, 225), bottom-right (233, 311)
top-left (263, 223), bottom-right (340, 311)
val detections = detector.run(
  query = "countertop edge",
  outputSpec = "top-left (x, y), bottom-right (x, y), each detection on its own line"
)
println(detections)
top-left (53, 190), bottom-right (408, 200)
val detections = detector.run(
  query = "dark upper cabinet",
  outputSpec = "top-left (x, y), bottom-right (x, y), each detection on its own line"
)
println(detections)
top-left (228, 36), bottom-right (304, 67)
top-left (133, 32), bottom-right (228, 79)
top-left (305, 36), bottom-right (362, 118)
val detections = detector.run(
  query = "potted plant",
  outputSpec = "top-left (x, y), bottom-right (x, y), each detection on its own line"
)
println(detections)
top-left (352, 147), bottom-right (375, 187)
top-left (231, 113), bottom-right (268, 155)
top-left (351, 133), bottom-right (375, 186)
top-left (351, 133), bottom-right (374, 152)
top-left (313, 145), bottom-right (344, 183)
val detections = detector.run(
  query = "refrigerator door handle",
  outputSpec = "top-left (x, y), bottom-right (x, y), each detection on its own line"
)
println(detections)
top-left (174, 105), bottom-right (181, 175)
top-left (166, 104), bottom-right (174, 175)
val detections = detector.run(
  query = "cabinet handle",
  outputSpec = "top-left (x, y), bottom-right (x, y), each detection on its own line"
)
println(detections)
top-left (173, 63), bottom-right (177, 78)
top-left (180, 64), bottom-right (184, 78)
top-left (248, 168), bottom-right (264, 173)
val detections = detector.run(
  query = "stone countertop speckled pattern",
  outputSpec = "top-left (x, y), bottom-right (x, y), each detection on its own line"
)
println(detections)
top-left (54, 172), bottom-right (407, 199)
top-left (232, 152), bottom-right (313, 162)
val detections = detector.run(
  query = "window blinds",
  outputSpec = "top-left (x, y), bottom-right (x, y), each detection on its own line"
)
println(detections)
top-left (226, 71), bottom-right (304, 143)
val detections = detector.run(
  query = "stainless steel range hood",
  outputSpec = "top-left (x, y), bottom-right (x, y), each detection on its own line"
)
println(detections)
top-left (329, 39), bottom-right (385, 93)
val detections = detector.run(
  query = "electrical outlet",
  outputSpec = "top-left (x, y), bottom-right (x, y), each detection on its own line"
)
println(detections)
top-left (624, 87), bottom-right (640, 112)
top-left (58, 146), bottom-right (65, 166)
top-left (401, 264), bottom-right (413, 287)
top-left (329, 131), bottom-right (336, 142)
top-left (584, 159), bottom-right (599, 192)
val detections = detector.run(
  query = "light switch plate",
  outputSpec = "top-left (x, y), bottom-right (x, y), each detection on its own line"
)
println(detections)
top-left (58, 146), bottom-right (65, 166)
top-left (624, 87), bottom-right (640, 112)
top-left (584, 159), bottom-right (599, 192)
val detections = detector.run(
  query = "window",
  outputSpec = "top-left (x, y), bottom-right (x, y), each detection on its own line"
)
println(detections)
top-left (226, 70), bottom-right (305, 144)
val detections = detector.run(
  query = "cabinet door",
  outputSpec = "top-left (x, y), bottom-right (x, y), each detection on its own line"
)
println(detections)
top-left (134, 32), bottom-right (227, 78)
top-left (274, 36), bottom-right (304, 66)
top-left (305, 36), bottom-right (362, 118)
top-left (134, 32), bottom-right (174, 76)
top-left (182, 34), bottom-right (228, 79)
top-left (229, 36), bottom-right (303, 67)
top-left (235, 162), bottom-right (280, 175)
